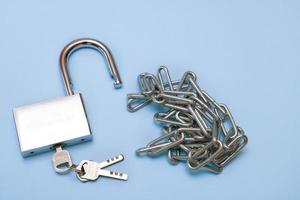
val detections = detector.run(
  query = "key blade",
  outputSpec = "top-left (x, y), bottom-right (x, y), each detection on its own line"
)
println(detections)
top-left (98, 169), bottom-right (128, 181)
top-left (97, 154), bottom-right (125, 169)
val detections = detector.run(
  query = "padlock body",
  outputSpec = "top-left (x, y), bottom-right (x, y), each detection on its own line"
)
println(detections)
top-left (13, 94), bottom-right (92, 157)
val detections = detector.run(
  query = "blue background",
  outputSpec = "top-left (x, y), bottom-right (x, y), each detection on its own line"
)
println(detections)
top-left (0, 0), bottom-right (299, 199)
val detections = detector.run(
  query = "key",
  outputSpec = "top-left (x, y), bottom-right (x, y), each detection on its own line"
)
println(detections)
top-left (97, 168), bottom-right (128, 181)
top-left (76, 154), bottom-right (128, 182)
top-left (77, 154), bottom-right (125, 180)
top-left (52, 145), bottom-right (73, 174)
top-left (97, 154), bottom-right (125, 169)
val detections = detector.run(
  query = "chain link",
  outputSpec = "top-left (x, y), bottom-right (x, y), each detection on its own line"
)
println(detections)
top-left (127, 66), bottom-right (248, 173)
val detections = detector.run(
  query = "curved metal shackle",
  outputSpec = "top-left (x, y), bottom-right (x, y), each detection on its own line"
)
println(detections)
top-left (59, 38), bottom-right (122, 96)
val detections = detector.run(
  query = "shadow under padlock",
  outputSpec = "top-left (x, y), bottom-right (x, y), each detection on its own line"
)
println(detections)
top-left (13, 38), bottom-right (123, 174)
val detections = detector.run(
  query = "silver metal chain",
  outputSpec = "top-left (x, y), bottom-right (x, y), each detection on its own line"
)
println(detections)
top-left (127, 66), bottom-right (248, 173)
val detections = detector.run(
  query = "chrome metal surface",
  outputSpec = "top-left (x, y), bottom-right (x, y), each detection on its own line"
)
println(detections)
top-left (127, 66), bottom-right (248, 173)
top-left (60, 38), bottom-right (122, 96)
top-left (13, 94), bottom-right (91, 157)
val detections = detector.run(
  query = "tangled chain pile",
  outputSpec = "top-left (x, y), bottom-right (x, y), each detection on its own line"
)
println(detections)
top-left (127, 66), bottom-right (248, 173)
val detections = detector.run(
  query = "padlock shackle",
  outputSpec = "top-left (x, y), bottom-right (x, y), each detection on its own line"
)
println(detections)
top-left (59, 38), bottom-right (122, 96)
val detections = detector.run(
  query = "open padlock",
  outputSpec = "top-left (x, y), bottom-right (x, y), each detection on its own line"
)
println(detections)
top-left (13, 38), bottom-right (122, 160)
